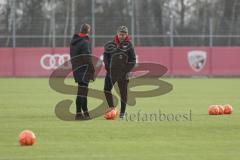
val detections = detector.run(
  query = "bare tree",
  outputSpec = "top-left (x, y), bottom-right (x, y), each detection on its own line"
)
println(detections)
top-left (180, 0), bottom-right (185, 28)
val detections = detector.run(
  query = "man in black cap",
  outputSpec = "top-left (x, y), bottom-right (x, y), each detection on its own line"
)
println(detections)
top-left (103, 26), bottom-right (136, 119)
top-left (70, 23), bottom-right (95, 120)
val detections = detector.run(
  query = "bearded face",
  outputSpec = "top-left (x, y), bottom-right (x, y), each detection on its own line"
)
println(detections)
top-left (117, 32), bottom-right (128, 43)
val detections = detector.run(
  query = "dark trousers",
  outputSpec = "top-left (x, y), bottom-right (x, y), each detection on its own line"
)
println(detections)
top-left (76, 82), bottom-right (89, 113)
top-left (104, 74), bottom-right (129, 114)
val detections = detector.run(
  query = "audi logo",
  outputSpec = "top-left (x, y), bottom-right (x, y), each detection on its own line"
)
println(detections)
top-left (40, 54), bottom-right (71, 70)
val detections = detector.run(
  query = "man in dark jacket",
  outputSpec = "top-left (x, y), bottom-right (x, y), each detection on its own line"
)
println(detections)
top-left (103, 26), bottom-right (136, 119)
top-left (70, 23), bottom-right (95, 120)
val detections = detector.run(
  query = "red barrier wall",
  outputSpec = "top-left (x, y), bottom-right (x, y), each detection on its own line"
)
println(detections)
top-left (171, 47), bottom-right (211, 76)
top-left (15, 48), bottom-right (53, 76)
top-left (0, 47), bottom-right (240, 77)
top-left (0, 48), bottom-right (14, 76)
top-left (211, 47), bottom-right (240, 75)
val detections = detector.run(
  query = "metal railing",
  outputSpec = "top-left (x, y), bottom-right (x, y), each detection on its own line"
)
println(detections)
top-left (0, 0), bottom-right (240, 48)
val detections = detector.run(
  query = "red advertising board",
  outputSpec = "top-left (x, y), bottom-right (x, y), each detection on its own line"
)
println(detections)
top-left (171, 47), bottom-right (211, 76)
top-left (0, 47), bottom-right (240, 77)
top-left (14, 48), bottom-right (53, 76)
top-left (211, 47), bottom-right (240, 75)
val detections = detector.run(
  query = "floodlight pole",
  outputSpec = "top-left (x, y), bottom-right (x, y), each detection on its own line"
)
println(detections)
top-left (170, 15), bottom-right (174, 47)
top-left (71, 0), bottom-right (75, 36)
top-left (209, 18), bottom-right (213, 47)
top-left (91, 0), bottom-right (95, 47)
top-left (52, 0), bottom-right (56, 48)
top-left (12, 0), bottom-right (16, 48)
top-left (131, 0), bottom-right (135, 46)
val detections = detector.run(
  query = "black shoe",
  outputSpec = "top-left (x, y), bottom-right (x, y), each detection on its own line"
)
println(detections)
top-left (119, 113), bottom-right (125, 119)
top-left (83, 112), bottom-right (91, 120)
top-left (75, 113), bottom-right (84, 120)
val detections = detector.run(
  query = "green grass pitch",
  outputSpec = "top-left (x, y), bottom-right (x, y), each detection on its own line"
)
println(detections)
top-left (0, 78), bottom-right (239, 160)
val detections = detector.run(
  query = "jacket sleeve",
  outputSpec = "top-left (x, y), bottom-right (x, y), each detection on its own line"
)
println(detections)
top-left (128, 47), bottom-right (136, 64)
top-left (125, 46), bottom-right (136, 73)
top-left (103, 52), bottom-right (110, 71)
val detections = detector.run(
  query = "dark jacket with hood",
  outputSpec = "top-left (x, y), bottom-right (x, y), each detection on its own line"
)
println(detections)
top-left (103, 35), bottom-right (136, 79)
top-left (70, 33), bottom-right (95, 83)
